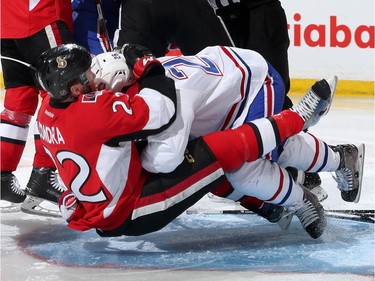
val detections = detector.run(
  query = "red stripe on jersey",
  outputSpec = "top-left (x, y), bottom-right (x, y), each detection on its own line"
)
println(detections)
top-left (219, 46), bottom-right (246, 130)
top-left (134, 162), bottom-right (223, 210)
top-left (266, 166), bottom-right (284, 201)
top-left (49, 22), bottom-right (63, 45)
top-left (306, 133), bottom-right (320, 171)
top-left (265, 75), bottom-right (274, 117)
top-left (263, 75), bottom-right (275, 161)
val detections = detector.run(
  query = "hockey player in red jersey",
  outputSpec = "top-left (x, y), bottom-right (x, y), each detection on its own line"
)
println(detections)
top-left (0, 0), bottom-right (73, 207)
top-left (35, 43), bottom-right (333, 238)
top-left (92, 45), bottom-right (365, 238)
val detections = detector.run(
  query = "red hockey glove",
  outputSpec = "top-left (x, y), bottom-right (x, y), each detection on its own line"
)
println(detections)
top-left (121, 43), bottom-right (164, 80)
top-left (59, 191), bottom-right (78, 223)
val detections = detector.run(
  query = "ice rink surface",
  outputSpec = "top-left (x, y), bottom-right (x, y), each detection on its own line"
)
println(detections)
top-left (1, 96), bottom-right (374, 281)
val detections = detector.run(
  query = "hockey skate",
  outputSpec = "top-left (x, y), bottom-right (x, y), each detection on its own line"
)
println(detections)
top-left (207, 193), bottom-right (293, 230)
top-left (304, 172), bottom-right (328, 202)
top-left (0, 173), bottom-right (26, 213)
top-left (293, 187), bottom-right (327, 239)
top-left (21, 167), bottom-right (66, 217)
top-left (331, 144), bottom-right (365, 203)
top-left (292, 76), bottom-right (338, 130)
top-left (246, 202), bottom-right (293, 230)
top-left (1, 173), bottom-right (26, 203)
top-left (286, 167), bottom-right (328, 202)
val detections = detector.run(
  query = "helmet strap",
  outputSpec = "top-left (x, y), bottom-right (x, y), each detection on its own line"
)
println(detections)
top-left (78, 72), bottom-right (93, 92)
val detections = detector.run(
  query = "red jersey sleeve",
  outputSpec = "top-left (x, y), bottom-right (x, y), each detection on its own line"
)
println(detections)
top-left (74, 89), bottom-right (176, 144)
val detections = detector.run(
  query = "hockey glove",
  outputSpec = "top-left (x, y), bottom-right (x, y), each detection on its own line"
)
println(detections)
top-left (121, 43), bottom-right (165, 80)
top-left (59, 191), bottom-right (78, 223)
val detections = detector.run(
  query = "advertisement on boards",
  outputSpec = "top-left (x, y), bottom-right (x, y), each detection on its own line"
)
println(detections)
top-left (281, 0), bottom-right (374, 82)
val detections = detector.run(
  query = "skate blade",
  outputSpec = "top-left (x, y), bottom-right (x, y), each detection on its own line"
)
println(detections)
top-left (0, 200), bottom-right (21, 213)
top-left (308, 76), bottom-right (338, 128)
top-left (21, 196), bottom-right (62, 218)
top-left (353, 143), bottom-right (365, 203)
top-left (277, 209), bottom-right (293, 230)
top-left (309, 186), bottom-right (329, 202)
top-left (320, 75), bottom-right (338, 117)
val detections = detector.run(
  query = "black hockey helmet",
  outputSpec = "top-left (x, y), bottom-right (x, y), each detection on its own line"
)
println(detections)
top-left (36, 44), bottom-right (92, 100)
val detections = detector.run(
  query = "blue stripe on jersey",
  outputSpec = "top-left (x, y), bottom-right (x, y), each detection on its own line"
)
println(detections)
top-left (316, 142), bottom-right (329, 172)
top-left (246, 85), bottom-right (269, 121)
top-left (278, 171), bottom-right (293, 205)
top-left (227, 48), bottom-right (252, 125)
top-left (244, 62), bottom-right (284, 123)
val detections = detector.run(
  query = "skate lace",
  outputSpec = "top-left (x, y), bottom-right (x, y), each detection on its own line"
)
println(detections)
top-left (293, 90), bottom-right (319, 121)
top-left (293, 198), bottom-right (319, 228)
top-left (49, 172), bottom-right (66, 193)
top-left (332, 168), bottom-right (353, 191)
top-left (10, 176), bottom-right (26, 196)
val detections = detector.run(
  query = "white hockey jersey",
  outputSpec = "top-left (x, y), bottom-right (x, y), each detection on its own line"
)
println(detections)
top-left (142, 46), bottom-right (270, 173)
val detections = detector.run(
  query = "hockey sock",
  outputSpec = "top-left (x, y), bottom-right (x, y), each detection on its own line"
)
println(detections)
top-left (1, 86), bottom-right (39, 171)
top-left (239, 196), bottom-right (263, 208)
top-left (210, 179), bottom-right (234, 198)
top-left (203, 109), bottom-right (304, 171)
top-left (271, 110), bottom-right (305, 141)
top-left (32, 136), bottom-right (56, 169)
top-left (1, 109), bottom-right (32, 171)
top-left (278, 131), bottom-right (341, 172)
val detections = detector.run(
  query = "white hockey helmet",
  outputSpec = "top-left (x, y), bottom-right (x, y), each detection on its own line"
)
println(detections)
top-left (91, 51), bottom-right (135, 92)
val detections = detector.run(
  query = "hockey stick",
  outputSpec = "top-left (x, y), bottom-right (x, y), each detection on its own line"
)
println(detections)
top-left (96, 0), bottom-right (112, 52)
top-left (325, 209), bottom-right (374, 223)
top-left (187, 209), bottom-right (254, 215)
top-left (0, 55), bottom-right (36, 71)
top-left (186, 209), bottom-right (293, 230)
top-left (326, 209), bottom-right (374, 215)
top-left (186, 209), bottom-right (375, 224)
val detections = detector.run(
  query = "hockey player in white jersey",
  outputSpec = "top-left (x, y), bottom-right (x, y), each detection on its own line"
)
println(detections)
top-left (92, 44), bottom-right (365, 238)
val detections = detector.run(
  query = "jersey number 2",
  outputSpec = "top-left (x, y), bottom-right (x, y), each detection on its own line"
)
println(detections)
top-left (162, 57), bottom-right (222, 79)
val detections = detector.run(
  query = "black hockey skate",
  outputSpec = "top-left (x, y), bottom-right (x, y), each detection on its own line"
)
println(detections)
top-left (331, 144), bottom-right (365, 203)
top-left (21, 167), bottom-right (66, 217)
top-left (304, 172), bottom-right (328, 202)
top-left (1, 172), bottom-right (26, 203)
top-left (293, 187), bottom-right (327, 239)
top-left (25, 167), bottom-right (65, 203)
top-left (286, 167), bottom-right (328, 202)
top-left (291, 76), bottom-right (337, 130)
top-left (241, 202), bottom-right (293, 230)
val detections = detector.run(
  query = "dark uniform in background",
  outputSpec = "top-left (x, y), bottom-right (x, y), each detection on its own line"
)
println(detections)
top-left (208, 0), bottom-right (292, 108)
top-left (115, 0), bottom-right (234, 56)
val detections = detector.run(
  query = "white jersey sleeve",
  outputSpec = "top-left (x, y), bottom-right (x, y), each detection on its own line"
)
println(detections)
top-left (141, 89), bottom-right (200, 173)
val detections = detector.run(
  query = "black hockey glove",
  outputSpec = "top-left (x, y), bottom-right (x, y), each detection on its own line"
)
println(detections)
top-left (121, 43), bottom-right (165, 80)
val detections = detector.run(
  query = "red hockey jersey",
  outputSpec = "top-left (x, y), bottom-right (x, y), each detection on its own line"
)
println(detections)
top-left (1, 0), bottom-right (73, 38)
top-left (36, 87), bottom-right (176, 231)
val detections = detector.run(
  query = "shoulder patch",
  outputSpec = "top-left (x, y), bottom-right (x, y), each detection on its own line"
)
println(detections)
top-left (81, 93), bottom-right (99, 103)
